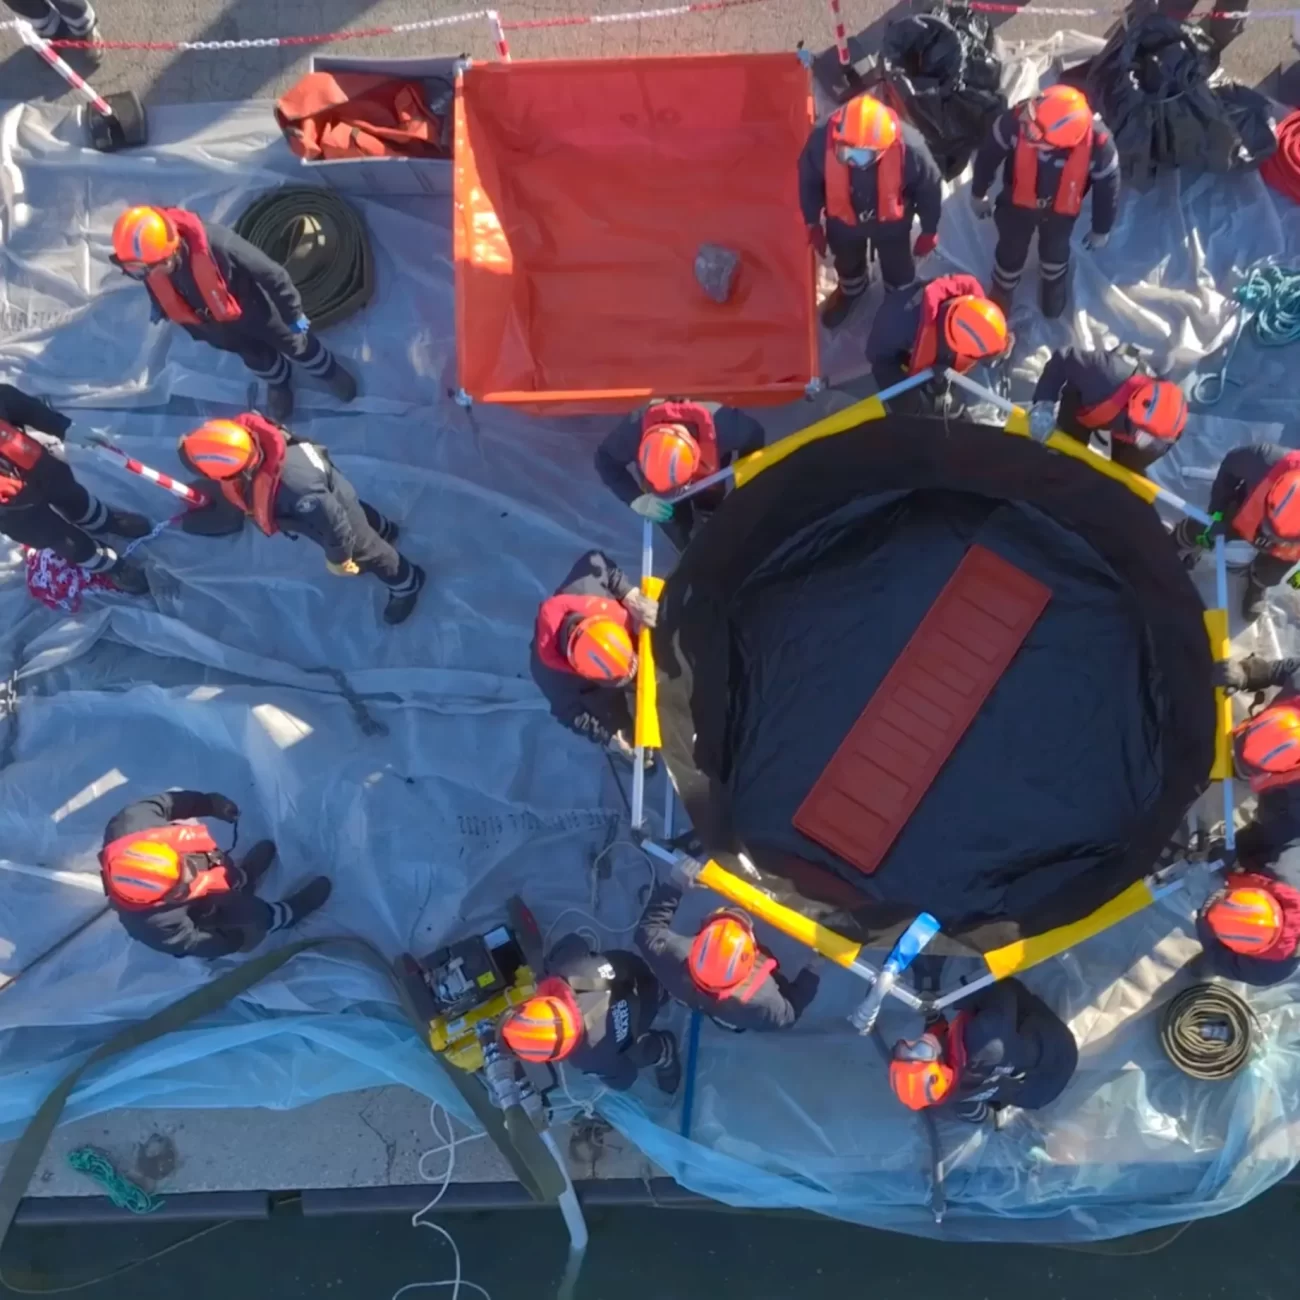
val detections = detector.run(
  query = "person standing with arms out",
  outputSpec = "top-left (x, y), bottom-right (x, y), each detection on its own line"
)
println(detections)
top-left (798, 93), bottom-right (943, 329)
top-left (178, 415), bottom-right (425, 625)
top-left (100, 790), bottom-right (331, 960)
top-left (111, 205), bottom-right (357, 423)
top-left (970, 85), bottom-right (1120, 320)
top-left (0, 383), bottom-right (151, 595)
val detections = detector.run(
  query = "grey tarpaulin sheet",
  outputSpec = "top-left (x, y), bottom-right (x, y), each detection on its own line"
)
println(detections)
top-left (1, 33), bottom-right (1299, 1241)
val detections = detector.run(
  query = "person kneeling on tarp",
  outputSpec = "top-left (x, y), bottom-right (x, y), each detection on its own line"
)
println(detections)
top-left (500, 933), bottom-right (680, 1094)
top-left (179, 415), bottom-right (425, 626)
top-left (594, 400), bottom-right (767, 552)
top-left (111, 205), bottom-right (357, 423)
top-left (100, 790), bottom-right (331, 959)
top-left (531, 550), bottom-right (658, 764)
top-left (1173, 443), bottom-right (1300, 623)
top-left (865, 276), bottom-right (1008, 413)
top-left (634, 858), bottom-right (819, 1031)
top-left (1028, 346), bottom-right (1188, 473)
top-left (889, 980), bottom-right (1078, 1123)
top-left (0, 384), bottom-right (151, 596)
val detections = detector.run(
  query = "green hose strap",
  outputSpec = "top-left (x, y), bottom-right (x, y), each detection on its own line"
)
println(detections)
top-left (233, 187), bottom-right (374, 331)
top-left (1159, 982), bottom-right (1255, 1081)
top-left (0, 936), bottom-right (566, 1254)
top-left (66, 1147), bottom-right (163, 1214)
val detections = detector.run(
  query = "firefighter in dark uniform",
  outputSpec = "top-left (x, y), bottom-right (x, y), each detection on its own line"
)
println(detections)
top-left (970, 85), bottom-right (1120, 319)
top-left (100, 789), bottom-right (331, 960)
top-left (531, 550), bottom-right (658, 761)
top-left (889, 979), bottom-right (1078, 1123)
top-left (594, 399), bottom-right (767, 551)
top-left (798, 92), bottom-right (943, 328)
top-left (1197, 653), bottom-right (1300, 985)
top-left (865, 275), bottom-right (1009, 413)
top-left (178, 416), bottom-right (425, 625)
top-left (500, 932), bottom-right (680, 1093)
top-left (635, 873), bottom-right (820, 1031)
top-left (1029, 346), bottom-right (1188, 473)
top-left (111, 205), bottom-right (358, 422)
top-left (0, 384), bottom-right (151, 595)
top-left (1175, 442), bottom-right (1300, 623)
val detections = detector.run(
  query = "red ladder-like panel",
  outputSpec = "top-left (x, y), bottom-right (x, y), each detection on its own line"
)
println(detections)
top-left (792, 544), bottom-right (1052, 876)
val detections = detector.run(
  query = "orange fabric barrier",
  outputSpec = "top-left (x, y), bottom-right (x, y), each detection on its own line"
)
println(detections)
top-left (453, 55), bottom-right (818, 413)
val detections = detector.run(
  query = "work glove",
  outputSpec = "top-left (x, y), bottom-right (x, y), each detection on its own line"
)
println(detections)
top-left (670, 852), bottom-right (705, 890)
top-left (606, 731), bottom-right (657, 771)
top-left (622, 588), bottom-right (659, 629)
top-left (1083, 230), bottom-right (1110, 251)
top-left (913, 232), bottom-right (938, 259)
top-left (1028, 401), bottom-right (1057, 442)
top-left (290, 314), bottom-right (311, 335)
top-left (1203, 838), bottom-right (1238, 872)
top-left (970, 193), bottom-right (994, 220)
top-left (1214, 654), bottom-right (1276, 694)
top-left (206, 794), bottom-right (240, 823)
top-left (807, 223), bottom-right (828, 257)
top-left (326, 558), bottom-right (361, 577)
top-left (631, 494), bottom-right (674, 523)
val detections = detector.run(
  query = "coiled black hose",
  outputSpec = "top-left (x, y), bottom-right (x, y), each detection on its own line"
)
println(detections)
top-left (1160, 982), bottom-right (1255, 1080)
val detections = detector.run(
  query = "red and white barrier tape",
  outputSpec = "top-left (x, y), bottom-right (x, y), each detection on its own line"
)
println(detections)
top-left (16, 21), bottom-right (112, 115)
top-left (828, 0), bottom-right (852, 65)
top-left (488, 9), bottom-right (512, 61)
top-left (89, 438), bottom-right (209, 507)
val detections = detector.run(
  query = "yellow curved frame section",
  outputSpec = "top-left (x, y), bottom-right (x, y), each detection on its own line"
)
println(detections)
top-left (634, 575), bottom-right (665, 750)
top-left (1204, 607), bottom-right (1233, 781)
top-left (731, 395), bottom-right (887, 490)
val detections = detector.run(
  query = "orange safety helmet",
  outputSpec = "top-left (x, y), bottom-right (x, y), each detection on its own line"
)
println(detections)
top-left (1126, 380), bottom-right (1188, 442)
top-left (637, 422), bottom-right (701, 494)
top-left (688, 910), bottom-right (759, 996)
top-left (830, 94), bottom-right (898, 152)
top-left (889, 1033), bottom-right (956, 1111)
top-left (1205, 886), bottom-right (1284, 955)
top-left (1263, 471), bottom-right (1300, 543)
top-left (500, 993), bottom-right (582, 1063)
top-left (180, 419), bottom-right (259, 480)
top-left (102, 837), bottom-right (184, 909)
top-left (112, 206), bottom-right (181, 266)
top-left (943, 296), bottom-right (1008, 361)
top-left (1234, 703), bottom-right (1300, 786)
top-left (1024, 85), bottom-right (1093, 150)
top-left (565, 615), bottom-right (636, 683)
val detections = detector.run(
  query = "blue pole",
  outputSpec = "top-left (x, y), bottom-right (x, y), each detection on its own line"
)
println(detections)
top-left (678, 1010), bottom-right (702, 1139)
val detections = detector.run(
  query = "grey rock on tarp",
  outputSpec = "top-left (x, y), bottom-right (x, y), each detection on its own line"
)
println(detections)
top-left (695, 243), bottom-right (740, 303)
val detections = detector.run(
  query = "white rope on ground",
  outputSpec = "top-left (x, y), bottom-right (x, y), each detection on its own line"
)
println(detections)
top-left (392, 1103), bottom-right (492, 1300)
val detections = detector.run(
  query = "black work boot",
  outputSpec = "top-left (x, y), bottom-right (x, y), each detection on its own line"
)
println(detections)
top-left (651, 1030), bottom-right (681, 1096)
top-left (323, 359), bottom-right (358, 403)
top-left (55, 12), bottom-right (103, 71)
top-left (383, 563), bottom-right (425, 626)
top-left (105, 556), bottom-right (149, 596)
top-left (1242, 577), bottom-right (1270, 624)
top-left (237, 840), bottom-right (278, 889)
top-left (1040, 273), bottom-right (1069, 320)
top-left (101, 508), bottom-right (151, 539)
top-left (266, 380), bottom-right (294, 423)
top-left (282, 876), bottom-right (332, 926)
top-left (990, 282), bottom-right (1015, 316)
top-left (820, 287), bottom-right (863, 331)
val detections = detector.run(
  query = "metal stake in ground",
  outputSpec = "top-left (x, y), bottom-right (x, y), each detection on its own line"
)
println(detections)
top-left (16, 21), bottom-right (147, 152)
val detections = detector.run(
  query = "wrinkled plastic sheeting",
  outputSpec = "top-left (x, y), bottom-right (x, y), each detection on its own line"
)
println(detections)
top-left (2, 32), bottom-right (1300, 1241)
top-left (875, 3), bottom-right (1007, 181)
top-left (1087, 17), bottom-right (1276, 178)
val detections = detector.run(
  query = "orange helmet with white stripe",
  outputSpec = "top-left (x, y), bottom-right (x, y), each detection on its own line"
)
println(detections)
top-left (179, 419), bottom-right (258, 480)
top-left (565, 616), bottom-right (636, 683)
top-left (1205, 885), bottom-right (1284, 955)
top-left (1025, 86), bottom-right (1092, 149)
top-left (688, 911), bottom-right (759, 996)
top-left (102, 837), bottom-right (184, 909)
top-left (1126, 380), bottom-right (1188, 442)
top-left (1234, 703), bottom-right (1300, 790)
top-left (889, 1033), bottom-right (956, 1110)
top-left (638, 422), bottom-right (701, 494)
top-left (830, 94), bottom-right (898, 152)
top-left (500, 992), bottom-right (582, 1063)
top-left (943, 296), bottom-right (1008, 362)
top-left (112, 206), bottom-right (180, 267)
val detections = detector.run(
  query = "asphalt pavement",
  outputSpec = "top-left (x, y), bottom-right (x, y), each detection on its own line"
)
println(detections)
top-left (0, 0), bottom-right (1295, 110)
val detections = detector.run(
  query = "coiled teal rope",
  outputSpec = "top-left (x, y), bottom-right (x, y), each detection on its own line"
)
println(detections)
top-left (1236, 263), bottom-right (1300, 346)
top-left (66, 1147), bottom-right (163, 1214)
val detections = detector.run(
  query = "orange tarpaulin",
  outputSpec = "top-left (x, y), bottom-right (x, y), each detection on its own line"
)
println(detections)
top-left (453, 54), bottom-right (818, 412)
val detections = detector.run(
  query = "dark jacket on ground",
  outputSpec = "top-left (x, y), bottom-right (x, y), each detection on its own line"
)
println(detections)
top-left (148, 219), bottom-right (305, 350)
top-left (594, 405), bottom-right (767, 508)
top-left (634, 881), bottom-right (820, 1031)
top-left (971, 110), bottom-right (1121, 234)
top-left (101, 791), bottom-right (261, 960)
top-left (952, 978), bottom-right (1078, 1112)
top-left (798, 119), bottom-right (943, 241)
top-left (530, 550), bottom-right (636, 746)
top-left (1208, 443), bottom-right (1292, 534)
top-left (548, 934), bottom-right (663, 1091)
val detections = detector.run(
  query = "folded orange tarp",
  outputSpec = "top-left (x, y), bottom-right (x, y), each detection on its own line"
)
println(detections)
top-left (453, 55), bottom-right (818, 413)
